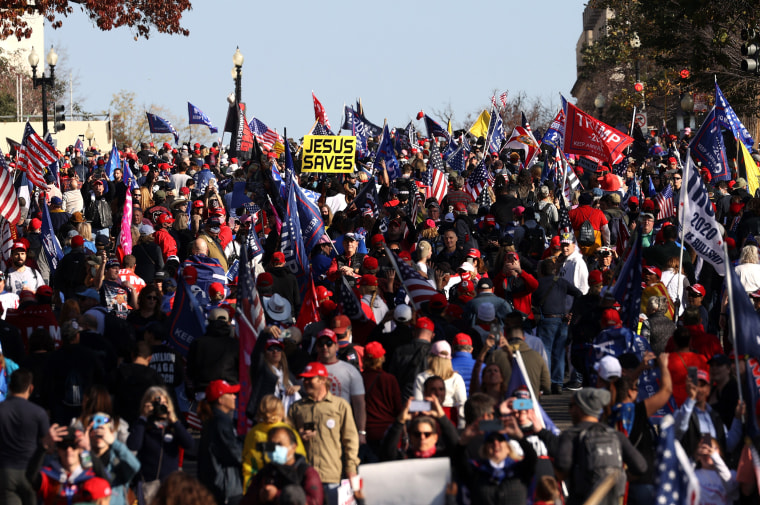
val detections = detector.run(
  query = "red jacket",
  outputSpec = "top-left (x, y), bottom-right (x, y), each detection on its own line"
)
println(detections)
top-left (494, 270), bottom-right (538, 319)
top-left (154, 228), bottom-right (178, 261)
top-left (665, 324), bottom-right (723, 362)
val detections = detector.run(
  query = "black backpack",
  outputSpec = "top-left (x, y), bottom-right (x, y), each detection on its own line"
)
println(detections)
top-left (520, 226), bottom-right (547, 260)
top-left (575, 423), bottom-right (626, 505)
top-left (578, 219), bottom-right (596, 247)
top-left (537, 203), bottom-right (554, 236)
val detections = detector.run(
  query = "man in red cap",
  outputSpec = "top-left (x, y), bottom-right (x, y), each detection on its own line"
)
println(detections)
top-left (265, 252), bottom-right (300, 315)
top-left (5, 241), bottom-right (44, 295)
top-left (388, 317), bottom-right (435, 400)
top-left (154, 213), bottom-right (178, 261)
top-left (288, 361), bottom-right (360, 504)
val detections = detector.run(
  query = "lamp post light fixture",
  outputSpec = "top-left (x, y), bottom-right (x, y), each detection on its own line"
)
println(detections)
top-left (232, 46), bottom-right (244, 104)
top-left (85, 123), bottom-right (95, 147)
top-left (680, 93), bottom-right (694, 113)
top-left (594, 93), bottom-right (607, 119)
top-left (28, 45), bottom-right (58, 136)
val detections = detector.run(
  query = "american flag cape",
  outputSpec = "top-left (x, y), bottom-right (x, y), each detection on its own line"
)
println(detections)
top-left (385, 245), bottom-right (439, 310)
top-left (336, 276), bottom-right (367, 322)
top-left (249, 117), bottom-right (283, 151)
top-left (654, 415), bottom-right (700, 505)
top-left (655, 184), bottom-right (676, 221)
top-left (235, 230), bottom-right (267, 435)
top-left (0, 150), bottom-right (20, 225)
top-left (17, 122), bottom-right (56, 189)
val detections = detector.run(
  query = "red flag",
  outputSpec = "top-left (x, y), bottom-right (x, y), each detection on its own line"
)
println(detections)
top-left (563, 101), bottom-right (633, 165)
top-left (296, 277), bottom-right (320, 333)
top-left (312, 91), bottom-right (331, 129)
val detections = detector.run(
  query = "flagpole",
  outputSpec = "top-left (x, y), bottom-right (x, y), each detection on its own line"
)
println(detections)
top-left (723, 239), bottom-right (744, 408)
top-left (675, 150), bottom-right (689, 324)
top-left (629, 106), bottom-right (637, 137)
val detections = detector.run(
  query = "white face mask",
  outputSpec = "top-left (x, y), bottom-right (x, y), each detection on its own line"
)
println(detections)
top-left (266, 445), bottom-right (289, 465)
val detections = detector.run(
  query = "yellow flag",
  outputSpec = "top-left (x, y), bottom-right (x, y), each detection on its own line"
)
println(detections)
top-left (468, 110), bottom-right (490, 139)
top-left (447, 119), bottom-right (453, 136)
top-left (739, 140), bottom-right (760, 197)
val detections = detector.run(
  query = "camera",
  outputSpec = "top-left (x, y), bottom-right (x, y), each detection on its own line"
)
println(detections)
top-left (151, 399), bottom-right (168, 418)
top-left (257, 442), bottom-right (276, 453)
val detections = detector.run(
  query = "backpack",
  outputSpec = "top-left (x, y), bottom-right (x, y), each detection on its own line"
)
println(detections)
top-left (578, 219), bottom-right (596, 247)
top-left (576, 423), bottom-right (626, 505)
top-left (537, 203), bottom-right (554, 236)
top-left (520, 226), bottom-right (547, 260)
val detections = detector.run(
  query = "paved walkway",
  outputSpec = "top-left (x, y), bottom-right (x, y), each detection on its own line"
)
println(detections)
top-left (539, 390), bottom-right (573, 431)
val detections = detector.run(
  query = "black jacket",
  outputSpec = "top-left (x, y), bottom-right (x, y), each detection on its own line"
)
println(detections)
top-left (198, 407), bottom-right (243, 505)
top-left (387, 339), bottom-right (431, 400)
top-left (187, 320), bottom-right (239, 394)
top-left (267, 265), bottom-right (301, 314)
top-left (85, 194), bottom-right (113, 229)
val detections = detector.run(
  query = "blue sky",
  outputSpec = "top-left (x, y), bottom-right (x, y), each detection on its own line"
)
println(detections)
top-left (48, 0), bottom-right (585, 143)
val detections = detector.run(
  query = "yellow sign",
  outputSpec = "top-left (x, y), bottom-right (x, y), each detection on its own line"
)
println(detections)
top-left (301, 135), bottom-right (355, 173)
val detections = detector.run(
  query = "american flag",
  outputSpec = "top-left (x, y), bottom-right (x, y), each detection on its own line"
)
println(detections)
top-left (17, 122), bottom-right (56, 189)
top-left (655, 184), bottom-right (676, 220)
top-left (655, 415), bottom-right (700, 505)
top-left (613, 155), bottom-right (629, 177)
top-left (336, 276), bottom-right (367, 321)
top-left (386, 245), bottom-right (440, 310)
top-left (465, 159), bottom-right (493, 201)
top-left (0, 218), bottom-right (13, 268)
top-left (557, 189), bottom-right (573, 234)
top-left (312, 121), bottom-right (334, 136)
top-left (491, 94), bottom-right (498, 109)
top-left (424, 141), bottom-right (448, 204)
top-left (500, 91), bottom-right (508, 108)
top-left (235, 236), bottom-right (267, 435)
top-left (0, 149), bottom-right (20, 225)
top-left (249, 117), bottom-right (283, 151)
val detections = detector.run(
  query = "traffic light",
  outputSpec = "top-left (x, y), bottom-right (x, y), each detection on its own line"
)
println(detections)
top-left (741, 28), bottom-right (760, 73)
top-left (54, 104), bottom-right (65, 132)
top-left (634, 82), bottom-right (644, 93)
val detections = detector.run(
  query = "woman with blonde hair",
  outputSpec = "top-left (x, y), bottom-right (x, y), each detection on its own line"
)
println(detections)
top-left (76, 221), bottom-right (97, 253)
top-left (412, 341), bottom-right (467, 427)
top-left (660, 256), bottom-right (690, 317)
top-left (127, 386), bottom-right (194, 504)
top-left (136, 186), bottom-right (153, 211)
top-left (241, 394), bottom-right (306, 491)
top-left (416, 240), bottom-right (433, 278)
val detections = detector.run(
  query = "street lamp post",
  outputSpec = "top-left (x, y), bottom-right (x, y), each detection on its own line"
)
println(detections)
top-left (28, 46), bottom-right (58, 137)
top-left (594, 93), bottom-right (607, 120)
top-left (85, 123), bottom-right (95, 147)
top-left (232, 47), bottom-right (244, 104)
top-left (681, 93), bottom-right (694, 131)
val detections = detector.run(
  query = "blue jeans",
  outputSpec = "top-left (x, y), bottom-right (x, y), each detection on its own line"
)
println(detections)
top-left (627, 483), bottom-right (655, 505)
top-left (537, 316), bottom-right (568, 385)
top-left (323, 483), bottom-right (340, 505)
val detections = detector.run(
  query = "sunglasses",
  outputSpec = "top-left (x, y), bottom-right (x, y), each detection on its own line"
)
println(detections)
top-left (390, 248), bottom-right (401, 253)
top-left (316, 340), bottom-right (334, 348)
top-left (411, 431), bottom-right (435, 438)
top-left (266, 346), bottom-right (282, 353)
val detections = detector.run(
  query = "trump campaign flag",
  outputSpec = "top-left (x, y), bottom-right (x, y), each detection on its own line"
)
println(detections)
top-left (678, 154), bottom-right (725, 275)
top-left (312, 91), bottom-right (331, 130)
top-left (284, 141), bottom-right (326, 253)
top-left (715, 81), bottom-right (754, 151)
top-left (542, 109), bottom-right (566, 149)
top-left (168, 277), bottom-right (206, 357)
top-left (375, 124), bottom-right (399, 180)
top-left (188, 102), bottom-right (218, 134)
top-left (225, 103), bottom-right (254, 161)
top-left (562, 99), bottom-right (633, 165)
top-left (689, 107), bottom-right (730, 181)
top-left (146, 113), bottom-right (179, 144)
top-left (40, 200), bottom-right (63, 274)
top-left (282, 165), bottom-right (311, 299)
top-left (104, 143), bottom-right (120, 181)
top-left (423, 114), bottom-right (449, 140)
top-left (486, 109), bottom-right (506, 155)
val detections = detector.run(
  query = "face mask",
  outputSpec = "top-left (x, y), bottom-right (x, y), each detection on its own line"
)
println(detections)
top-left (267, 445), bottom-right (288, 465)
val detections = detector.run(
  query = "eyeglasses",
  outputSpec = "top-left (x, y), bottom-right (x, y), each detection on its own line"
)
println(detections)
top-left (316, 340), bottom-right (334, 348)
top-left (411, 431), bottom-right (435, 438)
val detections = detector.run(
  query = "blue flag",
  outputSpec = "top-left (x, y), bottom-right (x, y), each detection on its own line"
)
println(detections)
top-left (486, 109), bottom-right (506, 154)
top-left (244, 214), bottom-right (264, 260)
top-left (168, 277), bottom-right (207, 357)
top-left (284, 142), bottom-right (325, 253)
top-left (613, 230), bottom-right (643, 331)
top-left (282, 163), bottom-right (311, 300)
top-left (715, 82), bottom-right (754, 151)
top-left (689, 107), bottom-right (730, 181)
top-left (351, 111), bottom-right (369, 158)
top-left (104, 143), bottom-right (120, 181)
top-left (122, 159), bottom-right (139, 191)
top-left (395, 120), bottom-right (416, 153)
top-left (647, 175), bottom-right (656, 197)
top-left (40, 201), bottom-right (63, 273)
top-left (727, 261), bottom-right (760, 358)
top-left (423, 114), bottom-right (449, 140)
top-left (506, 355), bottom-right (560, 435)
top-left (230, 181), bottom-right (252, 209)
top-left (374, 124), bottom-right (399, 180)
top-left (187, 102), bottom-right (218, 134)
top-left (146, 112), bottom-right (179, 144)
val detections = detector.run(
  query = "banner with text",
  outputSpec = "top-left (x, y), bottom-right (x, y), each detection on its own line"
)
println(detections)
top-left (301, 135), bottom-right (356, 173)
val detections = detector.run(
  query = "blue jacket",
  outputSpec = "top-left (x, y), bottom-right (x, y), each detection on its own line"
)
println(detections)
top-left (451, 352), bottom-right (479, 395)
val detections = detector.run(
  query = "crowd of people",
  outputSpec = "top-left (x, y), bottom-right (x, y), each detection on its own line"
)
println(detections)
top-left (0, 123), bottom-right (759, 505)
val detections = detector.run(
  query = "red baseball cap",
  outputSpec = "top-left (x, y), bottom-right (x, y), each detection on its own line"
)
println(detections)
top-left (601, 308), bottom-right (622, 328)
top-left (588, 270), bottom-right (603, 285)
top-left (11, 241), bottom-right (27, 251)
top-left (364, 341), bottom-right (386, 359)
top-left (331, 315), bottom-right (351, 335)
top-left (371, 234), bottom-right (385, 246)
top-left (688, 283), bottom-right (706, 297)
top-left (696, 369), bottom-right (710, 383)
top-left (429, 293), bottom-right (448, 310)
top-left (272, 252), bottom-right (286, 264)
top-left (644, 265), bottom-right (661, 278)
top-left (454, 333), bottom-right (472, 346)
top-left (358, 274), bottom-right (378, 287)
top-left (193, 200), bottom-right (205, 208)
top-left (82, 477), bottom-right (111, 501)
top-left (71, 235), bottom-right (85, 248)
top-left (257, 272), bottom-right (274, 288)
top-left (467, 248), bottom-right (481, 259)
top-left (416, 317), bottom-right (435, 332)
top-left (315, 285), bottom-right (333, 301)
top-left (316, 328), bottom-right (338, 343)
top-left (36, 285), bottom-right (53, 297)
top-left (300, 362), bottom-right (328, 378)
top-left (205, 380), bottom-right (240, 402)
top-left (363, 256), bottom-right (378, 270)
top-left (209, 282), bottom-right (225, 298)
top-left (157, 213), bottom-right (175, 225)
top-left (266, 339), bottom-right (284, 350)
